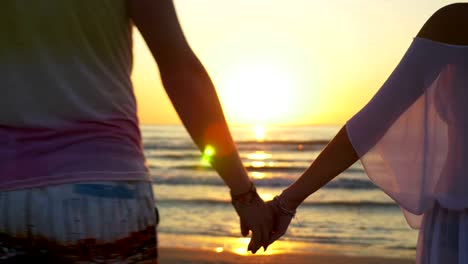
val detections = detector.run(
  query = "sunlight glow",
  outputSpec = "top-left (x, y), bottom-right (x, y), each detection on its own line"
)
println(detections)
top-left (259, 193), bottom-right (274, 201)
top-left (232, 247), bottom-right (248, 256)
top-left (232, 237), bottom-right (250, 256)
top-left (220, 63), bottom-right (295, 124)
top-left (254, 125), bottom-right (266, 141)
top-left (231, 237), bottom-right (276, 256)
top-left (132, 1), bottom-right (451, 125)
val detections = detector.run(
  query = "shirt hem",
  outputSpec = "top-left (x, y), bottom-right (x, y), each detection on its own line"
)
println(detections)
top-left (0, 171), bottom-right (151, 192)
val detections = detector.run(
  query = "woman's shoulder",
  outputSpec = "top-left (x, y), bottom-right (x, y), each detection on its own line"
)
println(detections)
top-left (417, 3), bottom-right (468, 45)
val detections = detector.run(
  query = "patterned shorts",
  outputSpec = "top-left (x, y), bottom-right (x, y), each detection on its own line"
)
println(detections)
top-left (0, 181), bottom-right (159, 263)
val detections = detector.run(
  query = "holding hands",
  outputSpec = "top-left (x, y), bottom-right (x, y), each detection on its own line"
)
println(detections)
top-left (233, 127), bottom-right (359, 253)
top-left (230, 183), bottom-right (274, 253)
top-left (231, 184), bottom-right (296, 253)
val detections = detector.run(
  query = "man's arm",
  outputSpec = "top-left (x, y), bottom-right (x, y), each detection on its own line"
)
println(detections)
top-left (128, 0), bottom-right (272, 253)
top-left (128, 0), bottom-right (250, 193)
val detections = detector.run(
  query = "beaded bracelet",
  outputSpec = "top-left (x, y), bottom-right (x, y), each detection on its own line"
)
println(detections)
top-left (230, 182), bottom-right (258, 204)
top-left (273, 195), bottom-right (296, 217)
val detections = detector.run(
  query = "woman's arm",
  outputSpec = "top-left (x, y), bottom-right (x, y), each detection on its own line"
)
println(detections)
top-left (265, 126), bottom-right (357, 245)
top-left (281, 126), bottom-right (358, 210)
top-left (275, 38), bottom-right (424, 224)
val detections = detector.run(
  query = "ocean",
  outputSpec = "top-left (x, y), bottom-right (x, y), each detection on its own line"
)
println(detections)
top-left (142, 124), bottom-right (417, 258)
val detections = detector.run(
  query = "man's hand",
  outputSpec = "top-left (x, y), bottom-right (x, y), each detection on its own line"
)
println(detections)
top-left (231, 185), bottom-right (274, 253)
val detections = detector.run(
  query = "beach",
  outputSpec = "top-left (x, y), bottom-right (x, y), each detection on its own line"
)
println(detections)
top-left (145, 124), bottom-right (418, 260)
top-left (159, 247), bottom-right (414, 264)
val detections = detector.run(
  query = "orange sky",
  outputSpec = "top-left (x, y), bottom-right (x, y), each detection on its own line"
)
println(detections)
top-left (131, 0), bottom-right (456, 126)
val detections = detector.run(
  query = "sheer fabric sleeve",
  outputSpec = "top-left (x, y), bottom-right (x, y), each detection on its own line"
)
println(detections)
top-left (346, 39), bottom-right (454, 229)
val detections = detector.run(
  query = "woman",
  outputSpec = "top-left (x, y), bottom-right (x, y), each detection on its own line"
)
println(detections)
top-left (268, 3), bottom-right (468, 263)
top-left (0, 0), bottom-right (272, 262)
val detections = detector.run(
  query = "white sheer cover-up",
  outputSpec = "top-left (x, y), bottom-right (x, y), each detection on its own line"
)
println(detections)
top-left (346, 38), bottom-right (468, 263)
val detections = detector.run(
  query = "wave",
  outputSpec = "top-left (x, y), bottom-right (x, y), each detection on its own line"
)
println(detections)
top-left (170, 165), bottom-right (306, 173)
top-left (162, 165), bottom-right (365, 175)
top-left (157, 198), bottom-right (396, 208)
top-left (146, 153), bottom-right (316, 163)
top-left (237, 140), bottom-right (329, 145)
top-left (143, 139), bottom-right (329, 151)
top-left (152, 176), bottom-right (376, 190)
top-left (155, 166), bottom-right (365, 176)
top-left (285, 234), bottom-right (409, 247)
top-left (146, 153), bottom-right (201, 160)
top-left (387, 245), bottom-right (417, 251)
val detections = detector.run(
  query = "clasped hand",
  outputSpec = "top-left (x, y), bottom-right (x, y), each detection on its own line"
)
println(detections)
top-left (232, 192), bottom-right (295, 253)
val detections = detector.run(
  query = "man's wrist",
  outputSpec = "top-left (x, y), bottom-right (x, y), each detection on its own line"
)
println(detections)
top-left (229, 174), bottom-right (253, 196)
top-left (231, 182), bottom-right (258, 205)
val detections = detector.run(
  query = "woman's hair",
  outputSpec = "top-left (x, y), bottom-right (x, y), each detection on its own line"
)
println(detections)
top-left (417, 3), bottom-right (468, 45)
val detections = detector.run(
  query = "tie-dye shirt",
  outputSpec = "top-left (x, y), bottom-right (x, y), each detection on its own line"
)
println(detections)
top-left (0, 1), bottom-right (149, 190)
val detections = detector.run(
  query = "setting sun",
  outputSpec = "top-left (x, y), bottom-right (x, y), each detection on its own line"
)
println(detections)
top-left (253, 125), bottom-right (266, 141)
top-left (219, 63), bottom-right (295, 124)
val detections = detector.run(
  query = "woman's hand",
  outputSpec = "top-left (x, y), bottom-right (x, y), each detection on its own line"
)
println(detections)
top-left (265, 196), bottom-right (296, 247)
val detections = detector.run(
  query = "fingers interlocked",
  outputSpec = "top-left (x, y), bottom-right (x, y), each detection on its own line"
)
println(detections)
top-left (231, 184), bottom-right (295, 254)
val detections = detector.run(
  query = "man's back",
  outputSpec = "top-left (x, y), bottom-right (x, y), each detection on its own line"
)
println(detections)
top-left (0, 0), bottom-right (135, 128)
top-left (0, 1), bottom-right (148, 191)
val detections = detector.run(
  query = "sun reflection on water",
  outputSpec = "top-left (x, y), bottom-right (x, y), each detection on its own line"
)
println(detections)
top-left (231, 237), bottom-right (250, 256)
top-left (251, 161), bottom-right (266, 168)
top-left (251, 172), bottom-right (265, 179)
top-left (259, 192), bottom-right (274, 201)
top-left (159, 233), bottom-right (307, 258)
top-left (247, 151), bottom-right (272, 160)
top-left (214, 247), bottom-right (224, 253)
top-left (231, 237), bottom-right (281, 256)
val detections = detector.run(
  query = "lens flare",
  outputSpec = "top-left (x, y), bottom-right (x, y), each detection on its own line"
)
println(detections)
top-left (204, 145), bottom-right (216, 157)
top-left (201, 145), bottom-right (216, 165)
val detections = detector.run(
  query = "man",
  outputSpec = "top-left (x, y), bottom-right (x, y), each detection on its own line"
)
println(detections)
top-left (0, 0), bottom-right (272, 262)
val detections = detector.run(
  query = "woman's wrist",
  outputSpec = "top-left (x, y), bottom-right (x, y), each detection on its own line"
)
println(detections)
top-left (273, 195), bottom-right (296, 217)
top-left (279, 189), bottom-right (302, 211)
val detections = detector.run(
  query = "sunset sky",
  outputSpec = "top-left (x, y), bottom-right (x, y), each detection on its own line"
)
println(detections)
top-left (131, 0), bottom-right (456, 126)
